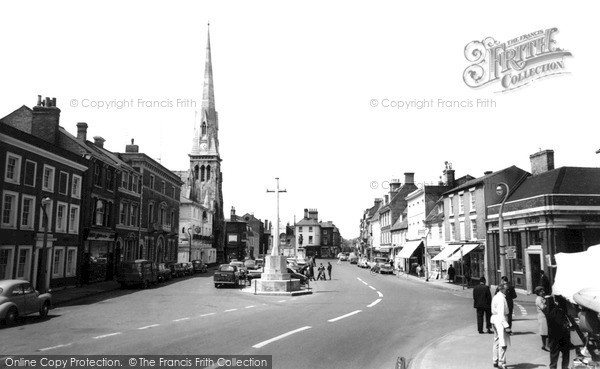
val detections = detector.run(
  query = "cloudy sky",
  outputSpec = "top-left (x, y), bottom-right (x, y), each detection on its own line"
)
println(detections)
top-left (1, 1), bottom-right (598, 238)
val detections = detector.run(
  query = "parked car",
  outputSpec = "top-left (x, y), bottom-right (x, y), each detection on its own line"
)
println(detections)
top-left (348, 253), bottom-right (358, 264)
top-left (0, 280), bottom-right (52, 326)
top-left (180, 262), bottom-right (193, 276)
top-left (167, 262), bottom-right (184, 278)
top-left (157, 263), bottom-right (172, 282)
top-left (116, 260), bottom-right (159, 288)
top-left (340, 253), bottom-right (349, 261)
top-left (229, 261), bottom-right (247, 280)
top-left (191, 260), bottom-right (208, 273)
top-left (243, 259), bottom-right (257, 270)
top-left (379, 262), bottom-right (394, 274)
top-left (214, 264), bottom-right (241, 288)
top-left (255, 259), bottom-right (264, 268)
top-left (358, 257), bottom-right (369, 268)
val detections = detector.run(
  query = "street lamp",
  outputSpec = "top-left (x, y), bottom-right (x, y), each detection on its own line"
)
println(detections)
top-left (496, 182), bottom-right (510, 279)
top-left (37, 197), bottom-right (52, 293)
top-left (187, 226), bottom-right (193, 262)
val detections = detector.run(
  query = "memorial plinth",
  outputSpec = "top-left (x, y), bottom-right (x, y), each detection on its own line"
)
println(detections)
top-left (250, 255), bottom-right (311, 296)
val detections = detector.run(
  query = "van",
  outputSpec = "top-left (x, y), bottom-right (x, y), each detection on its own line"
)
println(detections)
top-left (116, 259), bottom-right (159, 289)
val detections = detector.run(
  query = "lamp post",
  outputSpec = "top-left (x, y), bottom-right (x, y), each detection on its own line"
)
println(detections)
top-left (38, 197), bottom-right (52, 293)
top-left (266, 178), bottom-right (286, 257)
top-left (187, 226), bottom-right (193, 262)
top-left (496, 182), bottom-right (510, 279)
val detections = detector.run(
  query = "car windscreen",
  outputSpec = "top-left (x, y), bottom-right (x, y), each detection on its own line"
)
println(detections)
top-left (121, 263), bottom-right (141, 272)
top-left (219, 266), bottom-right (235, 272)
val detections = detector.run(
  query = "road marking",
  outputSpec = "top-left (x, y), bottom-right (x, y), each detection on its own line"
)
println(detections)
top-left (368, 286), bottom-right (376, 290)
top-left (245, 305), bottom-right (256, 309)
top-left (277, 300), bottom-right (287, 303)
top-left (328, 310), bottom-right (362, 322)
top-left (252, 326), bottom-right (312, 348)
top-left (361, 281), bottom-right (369, 286)
top-left (173, 317), bottom-right (190, 322)
top-left (138, 324), bottom-right (160, 330)
top-left (224, 308), bottom-right (238, 312)
top-left (515, 302), bottom-right (528, 316)
top-left (38, 343), bottom-right (72, 352)
top-left (377, 291), bottom-right (383, 298)
top-left (368, 299), bottom-right (382, 308)
top-left (201, 313), bottom-right (216, 317)
top-left (93, 332), bottom-right (121, 339)
top-left (357, 277), bottom-right (363, 282)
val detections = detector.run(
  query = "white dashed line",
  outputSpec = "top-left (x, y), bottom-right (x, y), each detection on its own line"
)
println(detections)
top-left (201, 313), bottom-right (216, 317)
top-left (328, 310), bottom-right (362, 322)
top-left (93, 332), bottom-right (122, 339)
top-left (138, 324), bottom-right (160, 330)
top-left (252, 326), bottom-right (312, 348)
top-left (173, 317), bottom-right (190, 322)
top-left (368, 286), bottom-right (376, 290)
top-left (357, 277), bottom-right (363, 282)
top-left (38, 343), bottom-right (72, 352)
top-left (245, 305), bottom-right (256, 309)
top-left (224, 309), bottom-right (238, 312)
top-left (377, 291), bottom-right (383, 298)
top-left (368, 299), bottom-right (382, 308)
top-left (277, 300), bottom-right (287, 303)
top-left (362, 281), bottom-right (369, 286)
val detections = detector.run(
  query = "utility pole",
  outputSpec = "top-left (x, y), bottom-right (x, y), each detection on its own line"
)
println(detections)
top-left (266, 178), bottom-right (287, 256)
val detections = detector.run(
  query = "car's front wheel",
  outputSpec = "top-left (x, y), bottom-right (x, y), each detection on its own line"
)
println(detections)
top-left (40, 301), bottom-right (50, 317)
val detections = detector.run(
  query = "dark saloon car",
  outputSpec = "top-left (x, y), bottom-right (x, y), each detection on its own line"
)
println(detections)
top-left (214, 264), bottom-right (241, 288)
top-left (192, 260), bottom-right (208, 274)
top-left (180, 262), bottom-right (193, 276)
top-left (116, 260), bottom-right (159, 288)
top-left (167, 262), bottom-right (184, 278)
top-left (0, 280), bottom-right (52, 326)
top-left (157, 263), bottom-right (172, 282)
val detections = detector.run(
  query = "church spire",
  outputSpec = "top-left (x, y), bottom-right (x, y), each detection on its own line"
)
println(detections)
top-left (202, 23), bottom-right (215, 110)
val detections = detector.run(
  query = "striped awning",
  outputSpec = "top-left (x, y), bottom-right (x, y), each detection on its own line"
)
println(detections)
top-left (397, 240), bottom-right (423, 259)
top-left (432, 243), bottom-right (462, 261)
top-left (447, 243), bottom-right (480, 262)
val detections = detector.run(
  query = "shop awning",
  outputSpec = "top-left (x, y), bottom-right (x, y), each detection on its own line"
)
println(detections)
top-left (432, 243), bottom-right (462, 261)
top-left (397, 240), bottom-right (423, 259)
top-left (446, 243), bottom-right (480, 262)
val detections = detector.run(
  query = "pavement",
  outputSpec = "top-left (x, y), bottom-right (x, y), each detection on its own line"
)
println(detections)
top-left (46, 267), bottom-right (591, 369)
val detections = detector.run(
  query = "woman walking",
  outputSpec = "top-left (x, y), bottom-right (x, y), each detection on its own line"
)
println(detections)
top-left (535, 286), bottom-right (550, 351)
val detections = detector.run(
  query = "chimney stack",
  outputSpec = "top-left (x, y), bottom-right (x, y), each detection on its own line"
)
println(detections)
top-left (126, 138), bottom-right (139, 153)
top-left (31, 95), bottom-right (61, 145)
top-left (76, 122), bottom-right (88, 141)
top-left (93, 136), bottom-right (105, 148)
top-left (231, 206), bottom-right (236, 219)
top-left (374, 198), bottom-right (383, 207)
top-left (308, 209), bottom-right (318, 220)
top-left (484, 171), bottom-right (493, 175)
top-left (442, 161), bottom-right (455, 188)
top-left (404, 172), bottom-right (415, 184)
top-left (389, 179), bottom-right (402, 192)
top-left (530, 149), bottom-right (555, 175)
top-left (304, 208), bottom-right (309, 219)
top-left (384, 195), bottom-right (389, 204)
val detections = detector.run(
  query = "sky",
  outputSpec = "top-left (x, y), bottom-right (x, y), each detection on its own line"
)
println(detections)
top-left (1, 1), bottom-right (598, 239)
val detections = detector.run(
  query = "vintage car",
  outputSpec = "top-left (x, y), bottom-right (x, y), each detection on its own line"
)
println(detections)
top-left (0, 280), bottom-right (52, 326)
top-left (167, 262), bottom-right (184, 278)
top-left (229, 261), bottom-right (247, 279)
top-left (180, 262), bottom-right (193, 276)
top-left (348, 253), bottom-right (358, 264)
top-left (379, 261), bottom-right (394, 274)
top-left (243, 259), bottom-right (257, 270)
top-left (116, 260), bottom-right (159, 288)
top-left (157, 263), bottom-right (172, 282)
top-left (357, 257), bottom-right (369, 268)
top-left (191, 260), bottom-right (208, 273)
top-left (214, 264), bottom-right (241, 288)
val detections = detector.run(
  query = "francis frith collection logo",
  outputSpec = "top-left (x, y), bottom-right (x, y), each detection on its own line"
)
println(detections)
top-left (463, 28), bottom-right (572, 92)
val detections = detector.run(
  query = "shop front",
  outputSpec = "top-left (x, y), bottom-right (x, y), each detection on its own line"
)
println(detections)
top-left (84, 230), bottom-right (116, 283)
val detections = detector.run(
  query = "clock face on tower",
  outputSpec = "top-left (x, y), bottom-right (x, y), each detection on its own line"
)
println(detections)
top-left (200, 142), bottom-right (208, 151)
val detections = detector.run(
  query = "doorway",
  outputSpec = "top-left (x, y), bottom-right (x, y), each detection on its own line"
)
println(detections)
top-left (529, 254), bottom-right (541, 290)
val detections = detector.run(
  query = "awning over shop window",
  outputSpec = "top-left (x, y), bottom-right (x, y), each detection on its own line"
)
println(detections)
top-left (397, 240), bottom-right (423, 259)
top-left (432, 243), bottom-right (462, 261)
top-left (446, 243), bottom-right (480, 262)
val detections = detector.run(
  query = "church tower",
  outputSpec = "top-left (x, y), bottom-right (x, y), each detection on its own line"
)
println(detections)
top-left (189, 24), bottom-right (225, 258)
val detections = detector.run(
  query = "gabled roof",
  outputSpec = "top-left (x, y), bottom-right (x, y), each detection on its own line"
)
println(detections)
top-left (443, 166), bottom-right (523, 195)
top-left (507, 167), bottom-right (600, 201)
top-left (296, 218), bottom-right (320, 226)
top-left (390, 217), bottom-right (404, 231)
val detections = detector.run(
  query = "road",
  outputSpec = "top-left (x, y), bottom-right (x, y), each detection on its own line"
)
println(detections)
top-left (1, 261), bottom-right (476, 369)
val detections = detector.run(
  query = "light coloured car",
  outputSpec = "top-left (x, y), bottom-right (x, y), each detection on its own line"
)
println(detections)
top-left (357, 257), bottom-right (369, 268)
top-left (0, 280), bottom-right (52, 326)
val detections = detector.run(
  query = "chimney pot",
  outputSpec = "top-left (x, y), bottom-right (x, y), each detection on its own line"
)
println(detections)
top-left (93, 136), bottom-right (105, 148)
top-left (37, 95), bottom-right (42, 106)
top-left (76, 122), bottom-right (88, 141)
top-left (52, 97), bottom-right (57, 107)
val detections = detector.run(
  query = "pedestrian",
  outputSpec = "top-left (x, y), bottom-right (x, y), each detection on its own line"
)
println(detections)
top-left (317, 263), bottom-right (326, 280)
top-left (540, 270), bottom-right (552, 295)
top-left (535, 285), bottom-right (550, 352)
top-left (337, 253), bottom-right (342, 265)
top-left (473, 276), bottom-right (493, 334)
top-left (416, 264), bottom-right (422, 278)
top-left (496, 276), bottom-right (517, 330)
top-left (447, 264), bottom-right (456, 283)
top-left (491, 282), bottom-right (511, 369)
top-left (547, 295), bottom-right (572, 369)
top-left (327, 262), bottom-right (332, 280)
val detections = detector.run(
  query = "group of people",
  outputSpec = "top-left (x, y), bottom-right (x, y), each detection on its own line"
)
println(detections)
top-left (472, 270), bottom-right (572, 369)
top-left (304, 256), bottom-right (333, 281)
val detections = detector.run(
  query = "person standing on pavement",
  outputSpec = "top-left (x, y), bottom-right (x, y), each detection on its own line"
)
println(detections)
top-left (535, 286), bottom-right (550, 352)
top-left (491, 282), bottom-right (511, 369)
top-left (473, 276), bottom-right (493, 334)
top-left (317, 263), bottom-right (326, 280)
top-left (540, 270), bottom-right (552, 295)
top-left (327, 262), bottom-right (332, 280)
top-left (546, 295), bottom-right (572, 369)
top-left (447, 264), bottom-right (456, 283)
top-left (496, 276), bottom-right (517, 330)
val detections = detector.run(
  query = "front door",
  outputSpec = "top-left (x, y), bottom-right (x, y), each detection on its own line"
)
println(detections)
top-left (530, 254), bottom-right (541, 290)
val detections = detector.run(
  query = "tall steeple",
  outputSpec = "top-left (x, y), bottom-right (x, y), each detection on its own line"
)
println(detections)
top-left (202, 23), bottom-right (215, 111)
